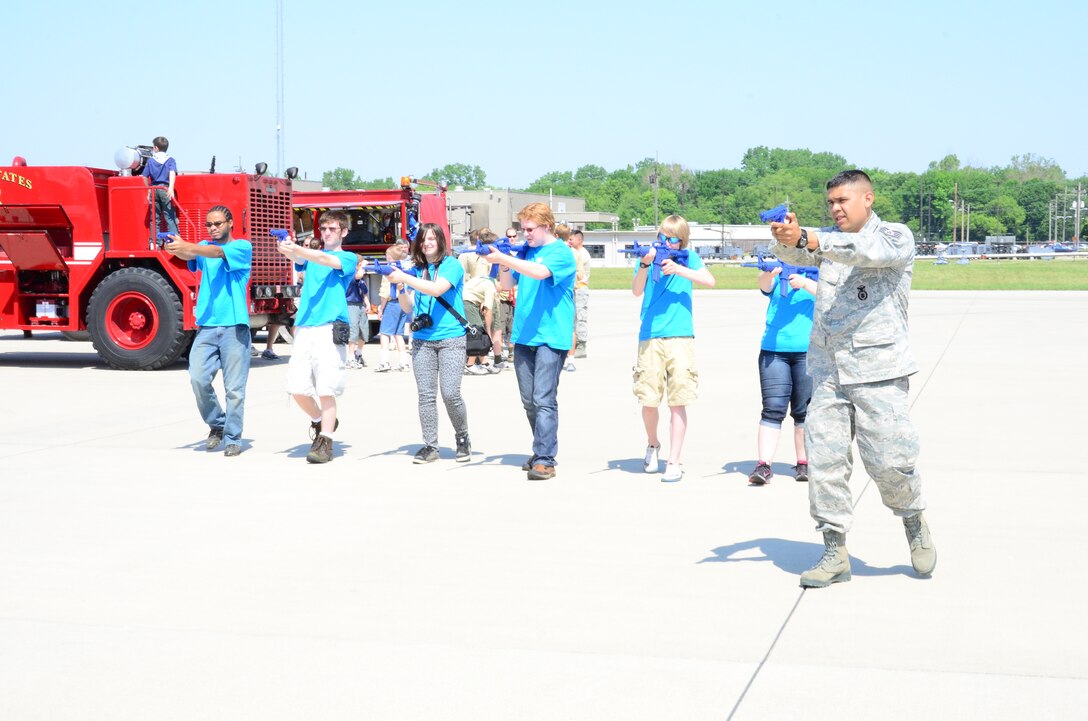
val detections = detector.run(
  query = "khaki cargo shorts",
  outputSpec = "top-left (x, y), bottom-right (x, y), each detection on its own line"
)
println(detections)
top-left (632, 337), bottom-right (699, 407)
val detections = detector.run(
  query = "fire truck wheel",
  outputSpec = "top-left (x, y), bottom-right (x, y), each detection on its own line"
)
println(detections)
top-left (87, 267), bottom-right (191, 370)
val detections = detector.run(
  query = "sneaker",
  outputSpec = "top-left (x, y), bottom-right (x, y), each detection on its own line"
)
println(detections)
top-left (306, 435), bottom-right (333, 464)
top-left (413, 445), bottom-right (439, 464)
top-left (574, 341), bottom-right (586, 359)
top-left (643, 445), bottom-right (660, 474)
top-left (358, 357), bottom-right (367, 367)
top-left (399, 362), bottom-right (412, 372)
top-left (493, 360), bottom-right (511, 371)
top-left (661, 463), bottom-right (683, 483)
top-left (345, 359), bottom-right (361, 369)
top-left (224, 444), bottom-right (242, 457)
top-left (482, 363), bottom-right (501, 374)
top-left (466, 364), bottom-right (488, 376)
top-left (309, 417), bottom-right (340, 442)
top-left (527, 463), bottom-right (556, 480)
top-left (748, 462), bottom-right (773, 485)
top-left (903, 513), bottom-right (937, 576)
top-left (794, 461), bottom-right (809, 483)
top-left (375, 362), bottom-right (392, 373)
top-left (563, 361), bottom-right (576, 372)
top-left (261, 349), bottom-right (280, 360)
top-left (800, 531), bottom-right (851, 588)
top-left (250, 346), bottom-right (260, 357)
top-left (206, 427), bottom-right (224, 451)
top-left (521, 458), bottom-right (534, 472)
top-left (455, 435), bottom-right (471, 462)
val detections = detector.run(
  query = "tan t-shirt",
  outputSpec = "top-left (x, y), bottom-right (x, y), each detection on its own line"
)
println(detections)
top-left (463, 275), bottom-right (496, 309)
top-left (574, 246), bottom-right (591, 289)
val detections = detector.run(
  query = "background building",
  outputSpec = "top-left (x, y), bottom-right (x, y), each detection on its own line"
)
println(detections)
top-left (445, 189), bottom-right (618, 240)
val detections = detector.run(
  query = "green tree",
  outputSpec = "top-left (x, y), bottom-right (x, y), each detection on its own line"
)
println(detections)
top-left (966, 212), bottom-right (1003, 241)
top-left (1007, 153), bottom-right (1065, 183)
top-left (928, 154), bottom-right (960, 172)
top-left (427, 163), bottom-right (487, 189)
top-left (323, 167), bottom-right (361, 190)
top-left (986, 195), bottom-right (1026, 234)
top-left (1017, 178), bottom-right (1061, 241)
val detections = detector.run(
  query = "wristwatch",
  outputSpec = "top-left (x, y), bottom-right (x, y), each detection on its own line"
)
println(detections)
top-left (796, 228), bottom-right (809, 249)
top-left (639, 261), bottom-right (651, 268)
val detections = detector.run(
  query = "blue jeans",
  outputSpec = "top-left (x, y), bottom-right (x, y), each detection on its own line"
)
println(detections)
top-left (757, 349), bottom-right (812, 428)
top-left (513, 343), bottom-right (565, 466)
top-left (152, 187), bottom-right (179, 235)
top-left (189, 326), bottom-right (251, 445)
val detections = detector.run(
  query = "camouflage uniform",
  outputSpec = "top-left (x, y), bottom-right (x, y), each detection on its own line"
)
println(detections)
top-left (772, 212), bottom-right (924, 534)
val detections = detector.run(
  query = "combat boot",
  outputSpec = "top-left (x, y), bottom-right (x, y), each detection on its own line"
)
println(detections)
top-left (800, 530), bottom-right (851, 588)
top-left (574, 340), bottom-right (587, 359)
top-left (903, 513), bottom-right (936, 576)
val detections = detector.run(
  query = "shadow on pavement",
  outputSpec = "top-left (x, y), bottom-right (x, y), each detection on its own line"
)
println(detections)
top-left (699, 537), bottom-right (914, 578)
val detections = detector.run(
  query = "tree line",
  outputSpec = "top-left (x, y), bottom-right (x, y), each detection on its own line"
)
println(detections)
top-left (324, 149), bottom-right (1088, 243)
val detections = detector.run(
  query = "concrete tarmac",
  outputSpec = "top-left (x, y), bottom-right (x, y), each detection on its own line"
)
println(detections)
top-left (1, 290), bottom-right (1086, 720)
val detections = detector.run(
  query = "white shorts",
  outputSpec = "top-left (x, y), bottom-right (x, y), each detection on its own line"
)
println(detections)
top-left (286, 325), bottom-right (348, 397)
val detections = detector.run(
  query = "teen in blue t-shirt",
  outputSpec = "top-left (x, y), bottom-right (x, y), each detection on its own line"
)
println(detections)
top-left (486, 203), bottom-right (576, 480)
top-left (277, 211), bottom-right (359, 465)
top-left (511, 241), bottom-right (576, 349)
top-left (748, 267), bottom-right (818, 486)
top-left (165, 205), bottom-right (252, 457)
top-left (631, 215), bottom-right (715, 483)
top-left (388, 224), bottom-right (471, 465)
top-left (188, 239), bottom-right (252, 327)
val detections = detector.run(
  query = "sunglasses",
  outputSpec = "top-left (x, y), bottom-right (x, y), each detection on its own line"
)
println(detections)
top-left (205, 220), bottom-right (229, 228)
top-left (658, 233), bottom-right (681, 244)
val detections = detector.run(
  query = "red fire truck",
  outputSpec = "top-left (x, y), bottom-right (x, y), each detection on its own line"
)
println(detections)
top-left (0, 149), bottom-right (297, 369)
top-left (291, 177), bottom-right (449, 255)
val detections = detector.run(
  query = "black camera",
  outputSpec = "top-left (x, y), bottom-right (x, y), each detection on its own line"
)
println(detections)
top-left (410, 314), bottom-right (433, 332)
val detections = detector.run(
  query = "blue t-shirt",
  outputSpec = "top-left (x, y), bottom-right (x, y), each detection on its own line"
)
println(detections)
top-left (294, 250), bottom-right (357, 326)
top-left (512, 240), bottom-right (576, 349)
top-left (413, 255), bottom-right (466, 342)
top-left (187, 239), bottom-right (252, 327)
top-left (142, 154), bottom-right (177, 186)
top-left (760, 285), bottom-right (814, 352)
top-left (636, 251), bottom-right (704, 341)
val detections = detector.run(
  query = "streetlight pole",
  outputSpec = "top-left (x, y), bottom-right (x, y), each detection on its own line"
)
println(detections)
top-left (1075, 183), bottom-right (1083, 247)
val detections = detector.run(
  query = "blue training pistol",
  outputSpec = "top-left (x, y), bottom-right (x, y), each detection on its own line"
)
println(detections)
top-left (365, 259), bottom-right (417, 277)
top-left (270, 228), bottom-right (290, 241)
top-left (759, 204), bottom-right (789, 223)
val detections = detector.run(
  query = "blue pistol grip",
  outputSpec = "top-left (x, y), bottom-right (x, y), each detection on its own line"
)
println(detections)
top-left (270, 229), bottom-right (290, 241)
top-left (759, 204), bottom-right (789, 224)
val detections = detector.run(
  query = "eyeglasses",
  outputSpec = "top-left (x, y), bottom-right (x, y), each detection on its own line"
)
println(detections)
top-left (521, 226), bottom-right (539, 234)
top-left (506, 234), bottom-right (517, 239)
top-left (319, 226), bottom-right (341, 233)
top-left (205, 220), bottom-right (229, 228)
top-left (657, 233), bottom-right (681, 245)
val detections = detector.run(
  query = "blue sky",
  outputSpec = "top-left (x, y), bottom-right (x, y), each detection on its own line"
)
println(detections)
top-left (5, 0), bottom-right (1085, 188)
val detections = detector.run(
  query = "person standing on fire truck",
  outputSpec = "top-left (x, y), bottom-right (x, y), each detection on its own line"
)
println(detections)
top-left (143, 136), bottom-right (179, 236)
top-left (164, 206), bottom-right (253, 457)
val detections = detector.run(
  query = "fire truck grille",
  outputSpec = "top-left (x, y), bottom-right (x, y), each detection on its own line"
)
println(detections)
top-left (248, 181), bottom-right (293, 285)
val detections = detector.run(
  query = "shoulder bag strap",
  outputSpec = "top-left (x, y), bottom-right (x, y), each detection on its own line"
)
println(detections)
top-left (426, 262), bottom-right (471, 330)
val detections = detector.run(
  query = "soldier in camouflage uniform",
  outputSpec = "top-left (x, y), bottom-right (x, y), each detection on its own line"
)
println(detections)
top-left (769, 170), bottom-right (936, 588)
